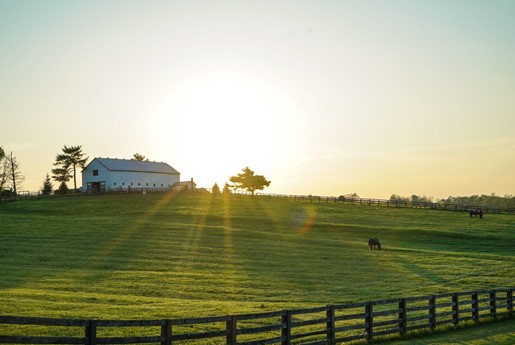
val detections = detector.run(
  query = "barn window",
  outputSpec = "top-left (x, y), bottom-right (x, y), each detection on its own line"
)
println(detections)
top-left (122, 182), bottom-right (125, 186)
top-left (146, 183), bottom-right (149, 186)
top-left (161, 184), bottom-right (163, 187)
top-left (93, 170), bottom-right (98, 176)
top-left (153, 183), bottom-right (156, 187)
top-left (114, 182), bottom-right (117, 186)
top-left (138, 183), bottom-right (141, 186)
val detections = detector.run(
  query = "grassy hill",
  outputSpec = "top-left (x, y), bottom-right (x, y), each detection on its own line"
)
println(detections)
top-left (0, 193), bottom-right (513, 320)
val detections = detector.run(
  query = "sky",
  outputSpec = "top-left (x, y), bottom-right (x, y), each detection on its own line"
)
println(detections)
top-left (1, 0), bottom-right (514, 199)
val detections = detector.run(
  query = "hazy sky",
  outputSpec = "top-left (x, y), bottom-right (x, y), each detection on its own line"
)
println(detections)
top-left (1, 0), bottom-right (514, 199)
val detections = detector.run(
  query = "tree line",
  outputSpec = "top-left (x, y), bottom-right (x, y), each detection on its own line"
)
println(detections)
top-left (389, 193), bottom-right (515, 210)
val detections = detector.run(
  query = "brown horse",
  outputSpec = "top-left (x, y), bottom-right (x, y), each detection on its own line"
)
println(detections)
top-left (368, 238), bottom-right (381, 250)
top-left (469, 209), bottom-right (483, 219)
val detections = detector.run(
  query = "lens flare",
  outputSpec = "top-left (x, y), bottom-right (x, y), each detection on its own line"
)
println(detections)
top-left (293, 207), bottom-right (316, 234)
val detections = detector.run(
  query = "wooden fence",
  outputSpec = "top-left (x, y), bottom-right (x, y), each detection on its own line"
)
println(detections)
top-left (3, 189), bottom-right (514, 215)
top-left (249, 193), bottom-right (515, 215)
top-left (0, 191), bottom-right (41, 203)
top-left (1, 288), bottom-right (512, 345)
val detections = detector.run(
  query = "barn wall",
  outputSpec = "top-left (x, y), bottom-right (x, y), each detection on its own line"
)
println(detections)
top-left (82, 159), bottom-right (181, 192)
top-left (108, 171), bottom-right (180, 190)
top-left (82, 160), bottom-right (111, 192)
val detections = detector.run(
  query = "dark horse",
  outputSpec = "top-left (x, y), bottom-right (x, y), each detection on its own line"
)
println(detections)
top-left (368, 238), bottom-right (381, 250)
top-left (469, 209), bottom-right (483, 219)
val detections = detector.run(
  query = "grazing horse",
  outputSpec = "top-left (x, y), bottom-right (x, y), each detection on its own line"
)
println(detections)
top-left (368, 238), bottom-right (382, 250)
top-left (469, 209), bottom-right (484, 219)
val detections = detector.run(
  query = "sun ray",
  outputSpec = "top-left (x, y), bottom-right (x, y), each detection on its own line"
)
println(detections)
top-left (88, 192), bottom-right (179, 268)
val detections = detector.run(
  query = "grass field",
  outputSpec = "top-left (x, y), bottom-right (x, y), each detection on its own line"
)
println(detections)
top-left (1, 193), bottom-right (514, 323)
top-left (383, 318), bottom-right (515, 344)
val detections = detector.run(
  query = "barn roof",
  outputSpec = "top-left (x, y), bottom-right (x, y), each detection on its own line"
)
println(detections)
top-left (90, 158), bottom-right (180, 175)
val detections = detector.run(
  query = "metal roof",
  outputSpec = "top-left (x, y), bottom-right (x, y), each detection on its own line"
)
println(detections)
top-left (92, 158), bottom-right (180, 175)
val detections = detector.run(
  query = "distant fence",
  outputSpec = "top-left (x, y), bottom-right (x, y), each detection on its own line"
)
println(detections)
top-left (1, 288), bottom-right (512, 345)
top-left (246, 192), bottom-right (515, 215)
top-left (3, 189), bottom-right (515, 215)
top-left (0, 191), bottom-right (42, 203)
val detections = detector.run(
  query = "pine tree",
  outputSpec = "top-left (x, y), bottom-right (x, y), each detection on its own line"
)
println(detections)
top-left (58, 181), bottom-right (69, 195)
top-left (52, 145), bottom-right (88, 191)
top-left (41, 174), bottom-right (53, 195)
top-left (223, 183), bottom-right (231, 195)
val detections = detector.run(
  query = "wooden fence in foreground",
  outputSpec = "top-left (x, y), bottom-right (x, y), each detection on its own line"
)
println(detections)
top-left (1, 288), bottom-right (513, 345)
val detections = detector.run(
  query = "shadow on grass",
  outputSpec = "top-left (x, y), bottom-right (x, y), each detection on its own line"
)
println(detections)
top-left (377, 315), bottom-right (515, 345)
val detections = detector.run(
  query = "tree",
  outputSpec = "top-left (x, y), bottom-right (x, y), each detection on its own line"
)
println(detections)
top-left (41, 173), bottom-right (53, 195)
top-left (229, 167), bottom-right (271, 195)
top-left (212, 182), bottom-right (220, 194)
top-left (58, 181), bottom-right (69, 194)
top-left (133, 153), bottom-right (148, 161)
top-left (390, 194), bottom-right (408, 202)
top-left (0, 147), bottom-right (7, 191)
top-left (5, 152), bottom-right (24, 194)
top-left (223, 183), bottom-right (231, 195)
top-left (51, 167), bottom-right (72, 192)
top-left (52, 145), bottom-right (88, 191)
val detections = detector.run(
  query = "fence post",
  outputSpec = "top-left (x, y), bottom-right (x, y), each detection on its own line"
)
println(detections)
top-left (471, 292), bottom-right (479, 321)
top-left (326, 306), bottom-right (335, 343)
top-left (508, 289), bottom-right (513, 316)
top-left (429, 295), bottom-right (436, 330)
top-left (490, 290), bottom-right (497, 318)
top-left (161, 320), bottom-right (172, 345)
top-left (85, 320), bottom-right (97, 345)
top-left (226, 315), bottom-right (237, 345)
top-left (452, 293), bottom-right (459, 326)
top-left (282, 311), bottom-right (291, 345)
top-left (398, 298), bottom-right (407, 337)
top-left (365, 302), bottom-right (373, 342)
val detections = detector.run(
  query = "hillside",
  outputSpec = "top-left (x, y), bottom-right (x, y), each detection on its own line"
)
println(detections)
top-left (0, 193), bottom-right (513, 320)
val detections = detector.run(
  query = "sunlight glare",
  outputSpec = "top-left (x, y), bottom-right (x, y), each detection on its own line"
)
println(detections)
top-left (150, 69), bottom-right (304, 187)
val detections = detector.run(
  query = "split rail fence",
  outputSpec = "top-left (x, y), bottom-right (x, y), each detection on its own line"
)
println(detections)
top-left (1, 288), bottom-right (513, 345)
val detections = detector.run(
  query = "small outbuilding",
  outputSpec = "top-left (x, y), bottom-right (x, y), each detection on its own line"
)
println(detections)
top-left (82, 158), bottom-right (182, 193)
top-left (172, 179), bottom-right (197, 193)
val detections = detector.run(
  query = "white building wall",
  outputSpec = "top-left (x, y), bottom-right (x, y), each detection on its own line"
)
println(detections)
top-left (82, 160), bottom-right (111, 192)
top-left (82, 158), bottom-right (181, 192)
top-left (109, 171), bottom-right (179, 190)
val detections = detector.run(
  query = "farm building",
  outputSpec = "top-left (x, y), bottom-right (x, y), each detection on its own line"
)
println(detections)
top-left (172, 179), bottom-right (197, 193)
top-left (82, 158), bottom-right (187, 193)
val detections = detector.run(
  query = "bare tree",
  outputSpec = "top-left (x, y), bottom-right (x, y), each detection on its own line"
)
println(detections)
top-left (0, 149), bottom-right (7, 191)
top-left (6, 152), bottom-right (24, 194)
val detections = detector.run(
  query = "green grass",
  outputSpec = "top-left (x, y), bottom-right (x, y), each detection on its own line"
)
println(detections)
top-left (0, 193), bottom-right (514, 322)
top-left (382, 317), bottom-right (515, 344)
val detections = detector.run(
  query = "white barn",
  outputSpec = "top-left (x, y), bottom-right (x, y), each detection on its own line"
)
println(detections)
top-left (82, 158), bottom-right (181, 193)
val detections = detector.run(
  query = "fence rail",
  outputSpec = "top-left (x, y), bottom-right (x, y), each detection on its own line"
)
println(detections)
top-left (3, 189), bottom-right (514, 215)
top-left (249, 193), bottom-right (515, 215)
top-left (1, 288), bottom-right (512, 345)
